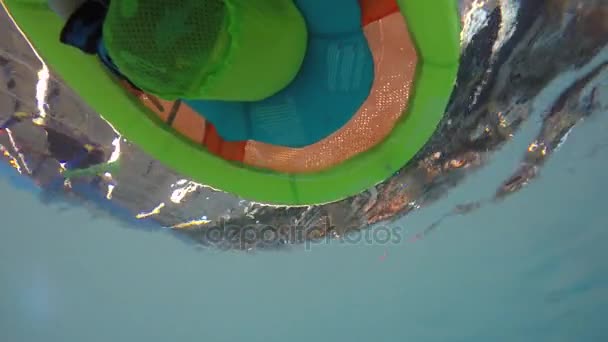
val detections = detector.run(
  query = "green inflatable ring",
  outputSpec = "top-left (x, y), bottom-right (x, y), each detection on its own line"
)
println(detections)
top-left (1, 0), bottom-right (460, 205)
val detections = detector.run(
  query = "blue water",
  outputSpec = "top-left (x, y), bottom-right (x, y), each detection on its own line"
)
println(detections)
top-left (1, 97), bottom-right (607, 341)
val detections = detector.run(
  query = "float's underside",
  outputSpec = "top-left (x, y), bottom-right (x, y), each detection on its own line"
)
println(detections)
top-left (0, 0), bottom-right (606, 250)
top-left (1, 0), bottom-right (460, 205)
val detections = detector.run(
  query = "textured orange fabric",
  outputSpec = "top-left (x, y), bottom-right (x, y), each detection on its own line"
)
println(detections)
top-left (243, 13), bottom-right (417, 173)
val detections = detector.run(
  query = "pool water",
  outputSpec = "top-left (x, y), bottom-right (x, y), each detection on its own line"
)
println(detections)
top-left (1, 110), bottom-right (608, 341)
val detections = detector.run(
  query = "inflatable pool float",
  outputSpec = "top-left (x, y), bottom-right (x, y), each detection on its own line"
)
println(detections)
top-left (1, 0), bottom-right (460, 205)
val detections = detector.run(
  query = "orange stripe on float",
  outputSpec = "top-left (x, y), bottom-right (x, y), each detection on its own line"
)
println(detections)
top-left (220, 140), bottom-right (247, 162)
top-left (171, 103), bottom-right (207, 144)
top-left (359, 0), bottom-right (400, 26)
top-left (202, 123), bottom-right (246, 162)
top-left (204, 124), bottom-right (222, 155)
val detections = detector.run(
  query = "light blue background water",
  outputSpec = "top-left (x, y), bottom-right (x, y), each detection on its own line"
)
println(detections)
top-left (1, 113), bottom-right (607, 341)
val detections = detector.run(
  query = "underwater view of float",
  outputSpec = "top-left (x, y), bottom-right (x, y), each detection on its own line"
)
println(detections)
top-left (2, 0), bottom-right (461, 206)
top-left (0, 0), bottom-right (606, 249)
